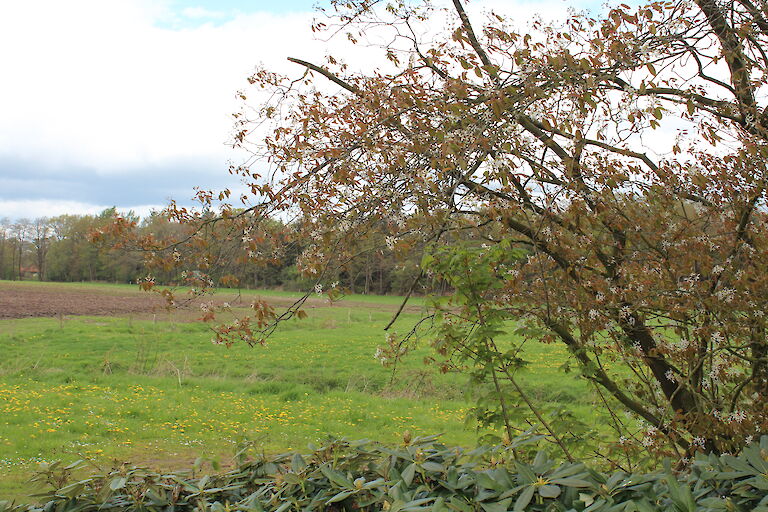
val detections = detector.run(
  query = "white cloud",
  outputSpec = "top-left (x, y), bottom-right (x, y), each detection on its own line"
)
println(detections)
top-left (0, 0), bottom-right (602, 220)
top-left (0, 0), bottom-right (323, 173)
top-left (0, 199), bottom-right (163, 220)
top-left (0, 0), bottom-right (336, 219)
top-left (181, 7), bottom-right (229, 19)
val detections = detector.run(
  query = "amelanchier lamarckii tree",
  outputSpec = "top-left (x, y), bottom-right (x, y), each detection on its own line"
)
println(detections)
top-left (102, 0), bottom-right (768, 459)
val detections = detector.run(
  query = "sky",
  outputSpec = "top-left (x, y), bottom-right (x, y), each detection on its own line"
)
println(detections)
top-left (0, 0), bottom-right (596, 221)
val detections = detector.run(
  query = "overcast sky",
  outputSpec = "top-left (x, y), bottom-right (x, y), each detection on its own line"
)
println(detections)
top-left (0, 0), bottom-right (596, 221)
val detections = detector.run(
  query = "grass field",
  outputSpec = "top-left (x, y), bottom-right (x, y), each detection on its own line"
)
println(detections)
top-left (0, 281), bottom-right (599, 502)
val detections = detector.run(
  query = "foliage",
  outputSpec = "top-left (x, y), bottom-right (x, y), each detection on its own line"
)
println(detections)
top-left (105, 0), bottom-right (768, 458)
top-left (416, 242), bottom-right (593, 463)
top-left (1, 210), bottom-right (417, 294)
top-left (0, 210), bottom-right (142, 283)
top-left (4, 435), bottom-right (768, 511)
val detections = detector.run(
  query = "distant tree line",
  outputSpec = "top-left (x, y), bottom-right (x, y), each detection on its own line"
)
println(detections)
top-left (0, 209), bottom-right (139, 283)
top-left (0, 208), bottom-right (424, 295)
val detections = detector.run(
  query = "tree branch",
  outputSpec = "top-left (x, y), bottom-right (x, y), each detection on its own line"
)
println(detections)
top-left (451, 0), bottom-right (498, 80)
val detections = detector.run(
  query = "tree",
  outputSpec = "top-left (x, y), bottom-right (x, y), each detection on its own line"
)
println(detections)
top-left (109, 0), bottom-right (768, 458)
top-left (10, 219), bottom-right (30, 280)
top-left (0, 218), bottom-right (9, 280)
top-left (45, 210), bottom-right (142, 283)
top-left (32, 218), bottom-right (51, 281)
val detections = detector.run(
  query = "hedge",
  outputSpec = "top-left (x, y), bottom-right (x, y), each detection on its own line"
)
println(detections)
top-left (2, 434), bottom-right (768, 511)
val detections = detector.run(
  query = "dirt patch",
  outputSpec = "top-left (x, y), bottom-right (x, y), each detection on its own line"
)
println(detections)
top-left (0, 284), bottom-right (166, 319)
top-left (0, 282), bottom-right (425, 320)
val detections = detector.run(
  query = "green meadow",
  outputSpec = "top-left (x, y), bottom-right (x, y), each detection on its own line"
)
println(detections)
top-left (0, 282), bottom-right (599, 501)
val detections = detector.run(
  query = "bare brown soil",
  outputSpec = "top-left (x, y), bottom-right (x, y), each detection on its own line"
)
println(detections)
top-left (0, 282), bottom-right (422, 320)
top-left (0, 283), bottom-right (167, 319)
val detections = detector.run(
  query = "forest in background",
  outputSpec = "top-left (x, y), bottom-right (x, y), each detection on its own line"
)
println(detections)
top-left (0, 209), bottom-right (422, 295)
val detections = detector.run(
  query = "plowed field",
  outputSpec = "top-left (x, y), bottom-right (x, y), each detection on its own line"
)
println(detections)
top-left (0, 283), bottom-right (165, 319)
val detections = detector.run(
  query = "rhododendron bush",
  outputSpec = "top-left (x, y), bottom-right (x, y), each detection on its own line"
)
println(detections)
top-left (99, 0), bottom-right (768, 459)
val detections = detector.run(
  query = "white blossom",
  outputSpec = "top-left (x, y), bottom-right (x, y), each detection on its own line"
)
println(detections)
top-left (729, 410), bottom-right (746, 423)
top-left (373, 347), bottom-right (388, 364)
top-left (715, 288), bottom-right (735, 303)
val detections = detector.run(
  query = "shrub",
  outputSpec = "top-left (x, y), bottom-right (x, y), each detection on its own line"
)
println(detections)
top-left (3, 434), bottom-right (768, 511)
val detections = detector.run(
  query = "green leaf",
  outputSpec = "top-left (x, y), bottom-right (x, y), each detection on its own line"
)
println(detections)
top-left (63, 460), bottom-right (85, 471)
top-left (144, 488), bottom-right (169, 506)
top-left (326, 490), bottom-right (356, 504)
top-left (431, 496), bottom-right (447, 512)
top-left (744, 446), bottom-right (768, 473)
top-left (446, 497), bottom-right (473, 512)
top-left (722, 455), bottom-right (755, 474)
top-left (747, 476), bottom-right (768, 490)
top-left (401, 498), bottom-right (437, 511)
top-left (578, 493), bottom-right (595, 506)
top-left (421, 461), bottom-right (446, 473)
top-left (514, 486), bottom-right (535, 512)
top-left (363, 477), bottom-right (386, 489)
top-left (109, 477), bottom-right (127, 491)
top-left (402, 463), bottom-right (417, 486)
top-left (291, 453), bottom-right (307, 472)
top-left (665, 475), bottom-right (695, 512)
top-left (550, 477), bottom-right (593, 488)
top-left (538, 484), bottom-right (561, 498)
top-left (515, 462), bottom-right (537, 484)
top-left (480, 498), bottom-right (513, 512)
top-left (283, 473), bottom-right (302, 485)
top-left (319, 464), bottom-right (354, 488)
top-left (476, 472), bottom-right (505, 492)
